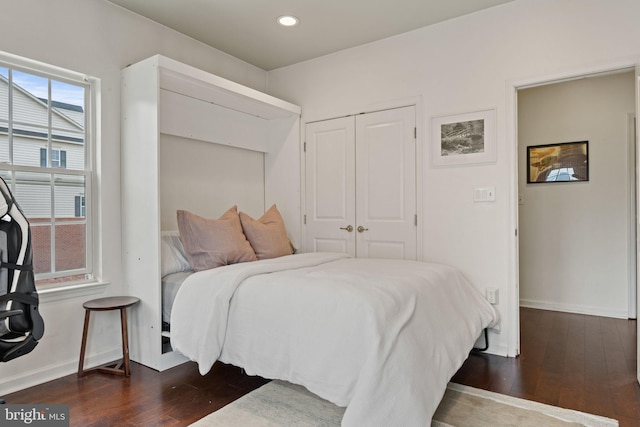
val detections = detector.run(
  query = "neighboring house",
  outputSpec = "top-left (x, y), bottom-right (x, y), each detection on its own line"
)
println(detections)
top-left (0, 75), bottom-right (86, 274)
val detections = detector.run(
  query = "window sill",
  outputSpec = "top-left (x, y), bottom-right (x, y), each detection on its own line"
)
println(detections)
top-left (38, 280), bottom-right (110, 304)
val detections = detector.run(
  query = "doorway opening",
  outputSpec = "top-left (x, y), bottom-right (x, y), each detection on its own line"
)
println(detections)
top-left (511, 66), bottom-right (637, 357)
top-left (517, 70), bottom-right (636, 318)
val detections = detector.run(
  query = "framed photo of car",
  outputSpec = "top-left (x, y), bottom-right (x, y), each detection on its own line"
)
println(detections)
top-left (526, 141), bottom-right (589, 184)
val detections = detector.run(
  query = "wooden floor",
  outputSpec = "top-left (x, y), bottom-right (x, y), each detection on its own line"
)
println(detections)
top-left (4, 361), bottom-right (269, 426)
top-left (4, 308), bottom-right (640, 426)
top-left (453, 308), bottom-right (640, 427)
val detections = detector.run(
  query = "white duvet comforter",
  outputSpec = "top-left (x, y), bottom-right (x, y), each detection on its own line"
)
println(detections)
top-left (171, 252), bottom-right (498, 426)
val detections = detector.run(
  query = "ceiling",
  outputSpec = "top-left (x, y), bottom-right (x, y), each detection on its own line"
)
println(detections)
top-left (107, 0), bottom-right (514, 71)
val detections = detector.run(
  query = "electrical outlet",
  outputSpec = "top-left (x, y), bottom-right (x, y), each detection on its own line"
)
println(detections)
top-left (486, 288), bottom-right (498, 305)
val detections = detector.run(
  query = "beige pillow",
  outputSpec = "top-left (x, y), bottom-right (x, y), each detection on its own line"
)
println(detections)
top-left (240, 205), bottom-right (293, 260)
top-left (177, 206), bottom-right (257, 271)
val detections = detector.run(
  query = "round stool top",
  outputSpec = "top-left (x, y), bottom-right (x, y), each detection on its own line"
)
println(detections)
top-left (83, 296), bottom-right (140, 311)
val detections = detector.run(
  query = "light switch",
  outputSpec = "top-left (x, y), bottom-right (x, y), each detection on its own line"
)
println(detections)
top-left (473, 186), bottom-right (496, 202)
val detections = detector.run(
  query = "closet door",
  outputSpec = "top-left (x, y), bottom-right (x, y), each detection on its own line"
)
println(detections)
top-left (304, 106), bottom-right (417, 259)
top-left (355, 106), bottom-right (416, 259)
top-left (304, 117), bottom-right (356, 255)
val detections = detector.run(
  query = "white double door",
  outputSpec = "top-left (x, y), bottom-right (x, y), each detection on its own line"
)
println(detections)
top-left (304, 106), bottom-right (417, 259)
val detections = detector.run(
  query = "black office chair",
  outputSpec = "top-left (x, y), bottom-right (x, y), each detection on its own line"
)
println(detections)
top-left (0, 176), bottom-right (44, 403)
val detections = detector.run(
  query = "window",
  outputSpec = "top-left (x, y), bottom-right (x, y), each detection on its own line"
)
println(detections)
top-left (0, 53), bottom-right (95, 286)
top-left (74, 195), bottom-right (85, 218)
top-left (40, 148), bottom-right (67, 168)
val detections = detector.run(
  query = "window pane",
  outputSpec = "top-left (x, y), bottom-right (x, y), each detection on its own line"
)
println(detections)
top-left (31, 222), bottom-right (51, 275)
top-left (51, 80), bottom-right (85, 170)
top-left (14, 171), bottom-right (52, 218)
top-left (11, 71), bottom-right (49, 168)
top-left (54, 174), bottom-right (84, 219)
top-left (13, 171), bottom-right (52, 275)
top-left (55, 223), bottom-right (85, 271)
top-left (54, 173), bottom-right (86, 272)
top-left (0, 172), bottom-right (53, 275)
top-left (0, 67), bottom-right (8, 164)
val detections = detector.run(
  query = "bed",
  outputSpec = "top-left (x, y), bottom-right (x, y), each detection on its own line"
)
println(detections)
top-left (168, 249), bottom-right (498, 426)
top-left (161, 206), bottom-right (499, 425)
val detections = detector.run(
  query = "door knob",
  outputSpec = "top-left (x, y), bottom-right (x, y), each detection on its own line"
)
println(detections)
top-left (357, 226), bottom-right (368, 233)
top-left (340, 225), bottom-right (353, 232)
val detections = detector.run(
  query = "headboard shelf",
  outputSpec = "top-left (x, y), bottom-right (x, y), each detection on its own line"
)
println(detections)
top-left (156, 56), bottom-right (300, 119)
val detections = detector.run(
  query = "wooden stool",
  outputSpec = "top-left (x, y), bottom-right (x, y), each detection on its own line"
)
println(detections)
top-left (78, 296), bottom-right (140, 377)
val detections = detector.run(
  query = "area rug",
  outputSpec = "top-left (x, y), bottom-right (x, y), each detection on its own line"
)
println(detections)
top-left (190, 381), bottom-right (618, 427)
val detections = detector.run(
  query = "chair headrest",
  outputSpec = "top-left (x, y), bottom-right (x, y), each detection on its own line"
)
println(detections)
top-left (0, 178), bottom-right (11, 217)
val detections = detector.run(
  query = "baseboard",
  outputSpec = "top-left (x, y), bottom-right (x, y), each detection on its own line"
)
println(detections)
top-left (473, 328), bottom-right (509, 358)
top-left (520, 299), bottom-right (629, 319)
top-left (484, 342), bottom-right (509, 358)
top-left (0, 347), bottom-right (122, 397)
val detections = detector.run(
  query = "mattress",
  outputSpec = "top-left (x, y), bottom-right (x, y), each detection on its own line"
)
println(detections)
top-left (162, 270), bottom-right (193, 324)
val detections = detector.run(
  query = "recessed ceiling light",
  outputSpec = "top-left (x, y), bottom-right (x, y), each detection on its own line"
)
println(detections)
top-left (277, 15), bottom-right (299, 27)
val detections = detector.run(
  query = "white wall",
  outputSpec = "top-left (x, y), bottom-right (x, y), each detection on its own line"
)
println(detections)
top-left (518, 72), bottom-right (635, 318)
top-left (0, 0), bottom-right (269, 395)
top-left (267, 0), bottom-right (640, 356)
top-left (160, 135), bottom-right (265, 231)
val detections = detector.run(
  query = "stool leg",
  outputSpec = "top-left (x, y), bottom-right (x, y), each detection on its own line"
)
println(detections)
top-left (78, 310), bottom-right (91, 377)
top-left (120, 307), bottom-right (131, 377)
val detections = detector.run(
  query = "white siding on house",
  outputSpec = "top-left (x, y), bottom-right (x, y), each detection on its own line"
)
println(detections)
top-left (0, 138), bottom-right (86, 170)
top-left (7, 82), bottom-right (81, 132)
top-left (0, 76), bottom-right (6, 124)
top-left (0, 76), bottom-right (85, 139)
top-left (11, 173), bottom-right (84, 218)
top-left (54, 183), bottom-right (84, 217)
top-left (56, 107), bottom-right (84, 129)
top-left (0, 74), bottom-right (85, 218)
top-left (0, 138), bottom-right (85, 217)
top-left (14, 181), bottom-right (50, 217)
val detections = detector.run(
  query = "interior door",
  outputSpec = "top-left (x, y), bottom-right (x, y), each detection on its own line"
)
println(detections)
top-left (304, 117), bottom-right (356, 255)
top-left (355, 106), bottom-right (417, 259)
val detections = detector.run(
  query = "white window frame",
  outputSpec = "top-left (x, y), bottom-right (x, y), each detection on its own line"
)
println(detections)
top-left (51, 149), bottom-right (62, 168)
top-left (0, 51), bottom-right (101, 292)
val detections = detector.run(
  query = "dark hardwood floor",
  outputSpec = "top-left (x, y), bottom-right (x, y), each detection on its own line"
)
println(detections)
top-left (453, 308), bottom-right (640, 427)
top-left (4, 308), bottom-right (640, 426)
top-left (3, 361), bottom-right (269, 426)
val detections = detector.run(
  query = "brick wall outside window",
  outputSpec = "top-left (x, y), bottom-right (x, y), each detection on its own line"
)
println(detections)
top-left (30, 218), bottom-right (85, 274)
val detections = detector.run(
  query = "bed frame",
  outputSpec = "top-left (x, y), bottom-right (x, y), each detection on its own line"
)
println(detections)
top-left (121, 55), bottom-right (301, 371)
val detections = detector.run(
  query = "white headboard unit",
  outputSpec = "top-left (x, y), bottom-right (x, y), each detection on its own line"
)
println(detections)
top-left (121, 54), bottom-right (301, 371)
top-left (159, 135), bottom-right (265, 231)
